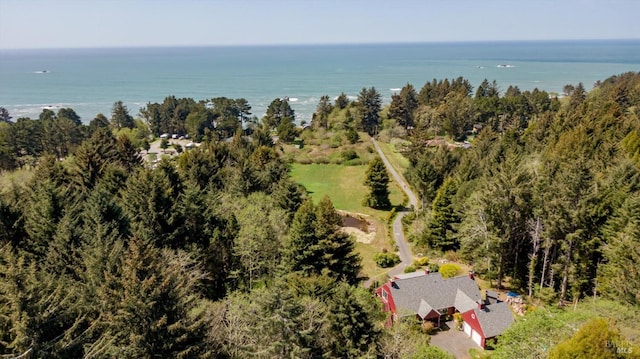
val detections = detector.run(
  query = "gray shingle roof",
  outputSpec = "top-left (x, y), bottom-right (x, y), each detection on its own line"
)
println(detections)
top-left (455, 288), bottom-right (479, 313)
top-left (389, 272), bottom-right (481, 318)
top-left (472, 302), bottom-right (515, 338)
top-left (417, 299), bottom-right (435, 319)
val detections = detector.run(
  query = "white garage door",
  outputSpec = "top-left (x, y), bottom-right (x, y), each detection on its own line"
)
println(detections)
top-left (463, 321), bottom-right (471, 336)
top-left (471, 329), bottom-right (483, 347)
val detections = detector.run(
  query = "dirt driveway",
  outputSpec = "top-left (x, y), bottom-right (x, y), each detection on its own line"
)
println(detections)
top-left (429, 321), bottom-right (480, 359)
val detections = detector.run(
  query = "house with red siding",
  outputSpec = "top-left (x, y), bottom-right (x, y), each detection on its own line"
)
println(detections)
top-left (375, 270), bottom-right (514, 348)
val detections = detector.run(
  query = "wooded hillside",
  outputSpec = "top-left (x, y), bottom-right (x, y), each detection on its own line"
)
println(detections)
top-left (0, 72), bottom-right (638, 357)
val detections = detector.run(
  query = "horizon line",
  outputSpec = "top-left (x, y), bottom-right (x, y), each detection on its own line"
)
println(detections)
top-left (1, 38), bottom-right (639, 51)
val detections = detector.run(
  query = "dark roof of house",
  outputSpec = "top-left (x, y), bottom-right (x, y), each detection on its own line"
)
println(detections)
top-left (417, 299), bottom-right (436, 319)
top-left (486, 290), bottom-right (500, 304)
top-left (388, 272), bottom-right (482, 318)
top-left (455, 288), bottom-right (479, 313)
top-left (470, 302), bottom-right (515, 338)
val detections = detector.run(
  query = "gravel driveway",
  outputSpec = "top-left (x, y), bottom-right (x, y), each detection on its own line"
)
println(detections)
top-left (429, 321), bottom-right (480, 359)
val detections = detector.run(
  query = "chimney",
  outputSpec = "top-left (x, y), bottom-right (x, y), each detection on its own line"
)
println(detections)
top-left (477, 300), bottom-right (485, 310)
top-left (390, 279), bottom-right (396, 288)
top-left (425, 267), bottom-right (430, 275)
top-left (468, 271), bottom-right (475, 280)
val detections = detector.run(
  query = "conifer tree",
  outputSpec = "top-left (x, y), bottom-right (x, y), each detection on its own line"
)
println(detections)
top-left (363, 157), bottom-right (391, 209)
top-left (120, 166), bottom-right (177, 246)
top-left (357, 87), bottom-right (382, 135)
top-left (88, 238), bottom-right (210, 358)
top-left (314, 196), bottom-right (361, 284)
top-left (326, 283), bottom-right (380, 357)
top-left (0, 196), bottom-right (24, 247)
top-left (264, 98), bottom-right (295, 129)
top-left (253, 283), bottom-right (316, 358)
top-left (88, 113), bottom-right (110, 135)
top-left (110, 100), bottom-right (135, 129)
top-left (0, 107), bottom-right (12, 123)
top-left (335, 92), bottom-right (349, 109)
top-left (281, 197), bottom-right (362, 283)
top-left (282, 199), bottom-right (320, 275)
top-left (22, 180), bottom-right (64, 258)
top-left (388, 84), bottom-right (418, 129)
top-left (0, 248), bottom-right (83, 357)
top-left (598, 193), bottom-right (640, 306)
top-left (115, 133), bottom-right (142, 171)
top-left (312, 95), bottom-right (333, 129)
top-left (422, 177), bottom-right (460, 250)
top-left (271, 178), bottom-right (306, 221)
top-left (72, 127), bottom-right (119, 190)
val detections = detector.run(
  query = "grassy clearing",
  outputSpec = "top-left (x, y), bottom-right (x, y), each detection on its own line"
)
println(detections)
top-left (283, 130), bottom-right (378, 166)
top-left (290, 162), bottom-right (406, 280)
top-left (357, 220), bottom-right (397, 280)
top-left (377, 140), bottom-right (411, 176)
top-left (285, 130), bottom-right (412, 281)
top-left (290, 163), bottom-right (404, 217)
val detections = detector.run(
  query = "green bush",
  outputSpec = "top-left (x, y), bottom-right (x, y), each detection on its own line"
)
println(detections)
top-left (420, 321), bottom-right (436, 334)
top-left (415, 257), bottom-right (429, 267)
top-left (374, 252), bottom-right (401, 268)
top-left (296, 157), bottom-right (313, 165)
top-left (404, 265), bottom-right (418, 273)
top-left (537, 286), bottom-right (558, 305)
top-left (340, 149), bottom-right (358, 161)
top-left (428, 263), bottom-right (440, 273)
top-left (385, 207), bottom-right (397, 224)
top-left (401, 211), bottom-right (417, 225)
top-left (329, 133), bottom-right (343, 148)
top-left (439, 263), bottom-right (461, 278)
top-left (453, 312), bottom-right (463, 331)
top-left (346, 129), bottom-right (359, 144)
top-left (344, 158), bottom-right (366, 166)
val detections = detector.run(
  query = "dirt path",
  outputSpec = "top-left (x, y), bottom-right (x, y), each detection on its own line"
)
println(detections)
top-left (367, 136), bottom-right (418, 284)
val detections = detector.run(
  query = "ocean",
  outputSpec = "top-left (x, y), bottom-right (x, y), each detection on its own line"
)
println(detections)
top-left (1, 40), bottom-right (639, 124)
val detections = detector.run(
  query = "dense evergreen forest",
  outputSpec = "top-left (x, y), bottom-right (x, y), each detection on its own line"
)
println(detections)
top-left (396, 74), bottom-right (640, 308)
top-left (0, 72), bottom-right (639, 358)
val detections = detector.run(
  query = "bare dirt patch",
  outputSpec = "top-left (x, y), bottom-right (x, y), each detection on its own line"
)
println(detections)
top-left (342, 227), bottom-right (376, 244)
top-left (338, 210), bottom-right (376, 244)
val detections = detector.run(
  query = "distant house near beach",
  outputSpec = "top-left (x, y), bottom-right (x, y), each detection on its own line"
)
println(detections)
top-left (375, 271), bottom-right (514, 348)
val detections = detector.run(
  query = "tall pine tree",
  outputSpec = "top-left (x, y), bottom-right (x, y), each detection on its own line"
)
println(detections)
top-left (363, 157), bottom-right (391, 209)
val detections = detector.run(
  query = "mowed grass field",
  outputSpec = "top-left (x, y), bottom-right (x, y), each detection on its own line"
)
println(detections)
top-left (289, 163), bottom-right (405, 217)
top-left (291, 162), bottom-right (406, 281)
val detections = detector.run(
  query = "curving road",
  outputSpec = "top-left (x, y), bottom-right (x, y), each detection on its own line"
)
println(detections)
top-left (371, 137), bottom-right (418, 280)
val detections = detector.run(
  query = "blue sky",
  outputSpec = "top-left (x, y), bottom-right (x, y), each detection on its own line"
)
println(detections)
top-left (1, 0), bottom-right (638, 49)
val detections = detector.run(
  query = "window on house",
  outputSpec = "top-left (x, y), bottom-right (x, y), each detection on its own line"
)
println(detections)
top-left (382, 289), bottom-right (388, 301)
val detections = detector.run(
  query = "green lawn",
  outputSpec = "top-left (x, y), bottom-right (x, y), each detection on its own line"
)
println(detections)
top-left (290, 162), bottom-right (407, 282)
top-left (377, 140), bottom-right (411, 176)
top-left (356, 241), bottom-right (392, 281)
top-left (290, 163), bottom-right (405, 218)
